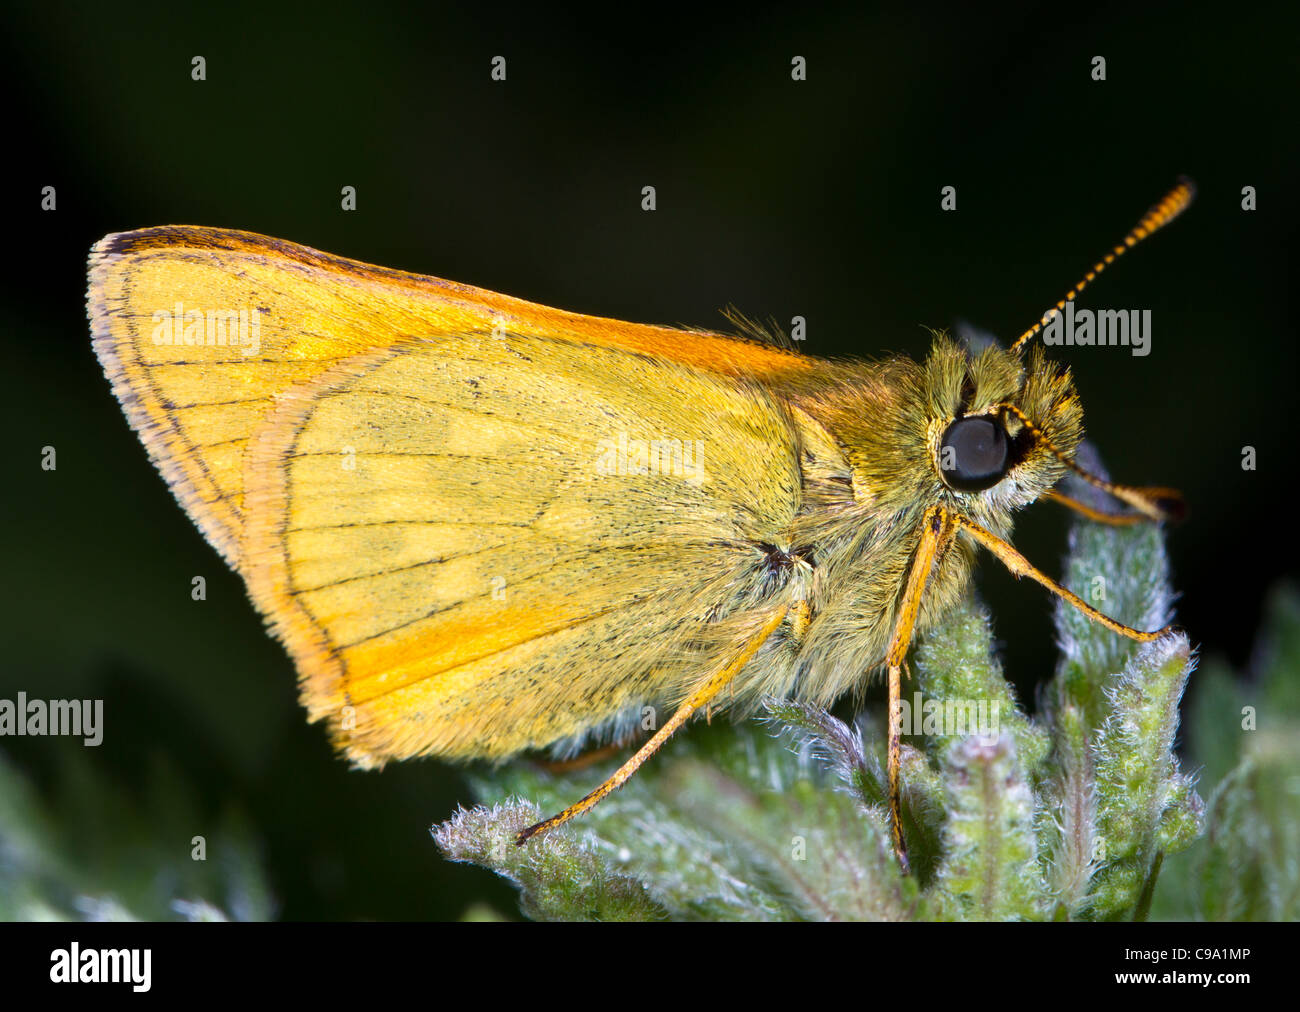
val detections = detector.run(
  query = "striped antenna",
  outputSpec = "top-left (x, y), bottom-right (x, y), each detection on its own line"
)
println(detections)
top-left (1010, 179), bottom-right (1196, 355)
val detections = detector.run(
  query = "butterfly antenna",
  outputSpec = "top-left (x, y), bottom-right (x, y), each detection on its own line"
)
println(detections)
top-left (1010, 179), bottom-right (1195, 356)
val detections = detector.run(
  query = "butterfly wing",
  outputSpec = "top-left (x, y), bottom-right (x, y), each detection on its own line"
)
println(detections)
top-left (89, 227), bottom-right (808, 764)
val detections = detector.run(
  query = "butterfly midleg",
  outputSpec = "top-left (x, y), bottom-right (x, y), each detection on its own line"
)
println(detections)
top-left (515, 603), bottom-right (792, 845)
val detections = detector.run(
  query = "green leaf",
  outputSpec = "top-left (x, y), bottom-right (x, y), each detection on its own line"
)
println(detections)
top-left (1150, 584), bottom-right (1300, 921)
top-left (0, 749), bottom-right (272, 921)
top-left (433, 802), bottom-right (667, 921)
top-left (926, 733), bottom-right (1047, 920)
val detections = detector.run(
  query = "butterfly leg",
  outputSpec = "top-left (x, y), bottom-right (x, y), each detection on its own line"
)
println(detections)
top-left (999, 402), bottom-right (1184, 523)
top-left (1043, 488), bottom-right (1147, 526)
top-left (533, 741), bottom-right (633, 774)
top-left (1043, 485), bottom-right (1185, 526)
top-left (516, 603), bottom-right (791, 845)
top-left (791, 598), bottom-right (813, 641)
top-left (953, 515), bottom-right (1176, 641)
top-left (884, 505), bottom-right (957, 873)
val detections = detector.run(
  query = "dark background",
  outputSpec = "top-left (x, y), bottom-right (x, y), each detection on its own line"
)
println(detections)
top-left (1, 1), bottom-right (1295, 919)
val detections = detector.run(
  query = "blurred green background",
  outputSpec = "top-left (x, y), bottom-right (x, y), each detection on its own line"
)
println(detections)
top-left (1, 1), bottom-right (1295, 919)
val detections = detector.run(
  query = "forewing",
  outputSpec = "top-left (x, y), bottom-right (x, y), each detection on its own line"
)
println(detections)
top-left (88, 226), bottom-right (811, 568)
top-left (88, 227), bottom-right (806, 763)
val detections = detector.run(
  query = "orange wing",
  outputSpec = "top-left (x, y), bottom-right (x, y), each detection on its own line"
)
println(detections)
top-left (88, 227), bottom-right (815, 764)
top-left (88, 227), bottom-right (812, 566)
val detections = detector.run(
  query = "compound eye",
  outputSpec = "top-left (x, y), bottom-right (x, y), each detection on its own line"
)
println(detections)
top-left (939, 416), bottom-right (1010, 492)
